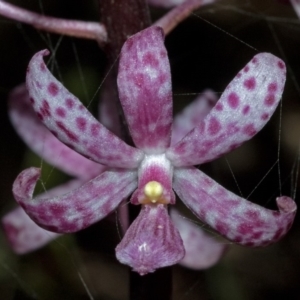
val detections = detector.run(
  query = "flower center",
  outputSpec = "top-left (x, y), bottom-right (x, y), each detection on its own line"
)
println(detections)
top-left (140, 181), bottom-right (168, 204)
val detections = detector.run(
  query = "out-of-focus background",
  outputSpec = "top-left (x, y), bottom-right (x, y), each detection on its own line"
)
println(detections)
top-left (0, 0), bottom-right (300, 299)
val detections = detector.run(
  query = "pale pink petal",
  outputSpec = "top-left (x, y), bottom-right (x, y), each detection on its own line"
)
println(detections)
top-left (117, 26), bottom-right (172, 154)
top-left (2, 206), bottom-right (59, 254)
top-left (9, 84), bottom-right (104, 179)
top-left (290, 0), bottom-right (300, 19)
top-left (26, 50), bottom-right (144, 168)
top-left (170, 209), bottom-right (226, 270)
top-left (116, 204), bottom-right (184, 275)
top-left (171, 89), bottom-right (218, 145)
top-left (167, 53), bottom-right (286, 166)
top-left (12, 167), bottom-right (138, 233)
top-left (173, 167), bottom-right (296, 247)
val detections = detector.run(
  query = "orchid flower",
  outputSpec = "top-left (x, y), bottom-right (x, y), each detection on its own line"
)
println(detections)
top-left (12, 26), bottom-right (296, 275)
top-left (2, 84), bottom-right (225, 269)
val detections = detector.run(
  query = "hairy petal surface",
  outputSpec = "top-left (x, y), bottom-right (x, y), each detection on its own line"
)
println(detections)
top-left (118, 26), bottom-right (172, 153)
top-left (173, 167), bottom-right (296, 246)
top-left (167, 53), bottom-right (286, 166)
top-left (26, 50), bottom-right (144, 168)
top-left (116, 204), bottom-right (184, 275)
top-left (9, 84), bottom-right (104, 179)
top-left (171, 89), bottom-right (218, 145)
top-left (2, 206), bottom-right (59, 254)
top-left (13, 168), bottom-right (138, 233)
top-left (170, 209), bottom-right (226, 269)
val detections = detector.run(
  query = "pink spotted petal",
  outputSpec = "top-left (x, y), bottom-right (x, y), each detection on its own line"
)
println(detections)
top-left (290, 0), bottom-right (300, 18)
top-left (9, 84), bottom-right (104, 179)
top-left (173, 167), bottom-right (296, 247)
top-left (117, 26), bottom-right (172, 154)
top-left (171, 89), bottom-right (218, 145)
top-left (12, 167), bottom-right (138, 233)
top-left (26, 50), bottom-right (144, 168)
top-left (116, 204), bottom-right (185, 275)
top-left (2, 179), bottom-right (84, 254)
top-left (2, 207), bottom-right (59, 254)
top-left (167, 53), bottom-right (286, 166)
top-left (170, 209), bottom-right (226, 269)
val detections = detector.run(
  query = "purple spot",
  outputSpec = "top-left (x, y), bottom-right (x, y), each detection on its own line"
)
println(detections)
top-left (91, 123), bottom-right (100, 137)
top-left (227, 92), bottom-right (240, 109)
top-left (242, 105), bottom-right (250, 115)
top-left (215, 103), bottom-right (223, 111)
top-left (215, 220), bottom-right (229, 235)
top-left (56, 121), bottom-right (79, 142)
top-left (78, 104), bottom-right (85, 110)
top-left (48, 82), bottom-right (59, 96)
top-left (40, 62), bottom-right (46, 72)
top-left (36, 81), bottom-right (42, 89)
top-left (29, 97), bottom-right (35, 104)
top-left (65, 98), bottom-right (74, 109)
top-left (55, 107), bottom-right (66, 118)
top-left (37, 113), bottom-right (43, 121)
top-left (238, 223), bottom-right (253, 235)
top-left (208, 117), bottom-right (221, 135)
top-left (277, 60), bottom-right (285, 69)
top-left (237, 72), bottom-right (242, 78)
top-left (268, 82), bottom-right (278, 93)
top-left (261, 113), bottom-right (269, 120)
top-left (76, 117), bottom-right (87, 131)
top-left (264, 94), bottom-right (275, 106)
top-left (142, 52), bottom-right (159, 67)
top-left (243, 77), bottom-right (256, 90)
top-left (252, 57), bottom-right (258, 64)
top-left (243, 124), bottom-right (256, 136)
top-left (243, 66), bottom-right (249, 73)
top-left (40, 100), bottom-right (51, 117)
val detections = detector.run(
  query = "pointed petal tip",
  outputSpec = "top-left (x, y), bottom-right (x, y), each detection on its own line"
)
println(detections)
top-left (276, 196), bottom-right (297, 214)
top-left (116, 204), bottom-right (184, 275)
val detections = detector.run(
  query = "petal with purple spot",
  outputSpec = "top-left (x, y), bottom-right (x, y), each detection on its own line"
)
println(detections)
top-left (26, 50), bottom-right (144, 168)
top-left (12, 167), bottom-right (138, 233)
top-left (9, 84), bottom-right (104, 179)
top-left (173, 167), bottom-right (296, 247)
top-left (118, 26), bottom-right (172, 153)
top-left (167, 53), bottom-right (286, 166)
top-left (116, 204), bottom-right (184, 275)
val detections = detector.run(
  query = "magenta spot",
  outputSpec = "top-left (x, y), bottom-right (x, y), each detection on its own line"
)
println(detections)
top-left (242, 105), bottom-right (250, 115)
top-left (243, 65), bottom-right (249, 73)
top-left (252, 57), bottom-right (258, 64)
top-left (78, 104), bottom-right (85, 111)
top-left (65, 98), bottom-right (74, 109)
top-left (215, 221), bottom-right (229, 235)
top-left (76, 117), bottom-right (87, 131)
top-left (48, 82), bottom-right (59, 96)
top-left (264, 94), bottom-right (275, 106)
top-left (56, 121), bottom-right (78, 142)
top-left (277, 60), bottom-right (285, 69)
top-left (215, 103), bottom-right (223, 111)
top-left (268, 82), bottom-right (278, 93)
top-left (37, 113), bottom-right (43, 121)
top-left (238, 223), bottom-right (253, 235)
top-left (251, 231), bottom-right (263, 240)
top-left (261, 113), bottom-right (269, 120)
top-left (243, 77), bottom-right (256, 90)
top-left (142, 52), bottom-right (159, 67)
top-left (40, 99), bottom-right (51, 117)
top-left (40, 62), bottom-right (46, 72)
top-left (208, 117), bottom-right (221, 135)
top-left (227, 92), bottom-right (240, 109)
top-left (91, 123), bottom-right (100, 137)
top-left (243, 124), bottom-right (256, 136)
top-left (55, 107), bottom-right (66, 118)
top-left (237, 72), bottom-right (242, 78)
top-left (29, 97), bottom-right (35, 104)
